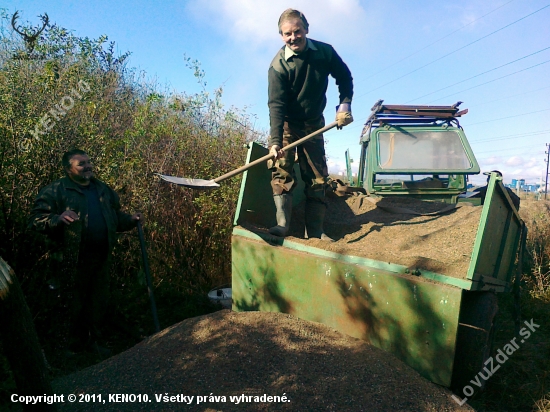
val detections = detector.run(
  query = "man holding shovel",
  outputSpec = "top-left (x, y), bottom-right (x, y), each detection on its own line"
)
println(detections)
top-left (268, 8), bottom-right (353, 240)
top-left (28, 149), bottom-right (143, 355)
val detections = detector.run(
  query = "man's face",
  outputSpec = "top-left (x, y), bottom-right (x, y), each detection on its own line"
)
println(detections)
top-left (66, 154), bottom-right (93, 185)
top-left (280, 18), bottom-right (308, 54)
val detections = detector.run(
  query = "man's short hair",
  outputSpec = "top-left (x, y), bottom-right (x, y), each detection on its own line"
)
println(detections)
top-left (62, 149), bottom-right (88, 170)
top-left (278, 8), bottom-right (309, 34)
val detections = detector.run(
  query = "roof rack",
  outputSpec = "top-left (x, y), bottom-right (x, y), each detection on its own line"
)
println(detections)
top-left (361, 100), bottom-right (468, 137)
top-left (370, 99), bottom-right (468, 118)
top-left (360, 100), bottom-right (468, 141)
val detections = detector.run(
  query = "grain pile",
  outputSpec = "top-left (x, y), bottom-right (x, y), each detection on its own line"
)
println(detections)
top-left (279, 194), bottom-right (482, 278)
top-left (53, 310), bottom-right (472, 411)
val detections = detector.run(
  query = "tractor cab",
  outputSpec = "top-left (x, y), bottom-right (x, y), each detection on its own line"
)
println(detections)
top-left (354, 100), bottom-right (479, 203)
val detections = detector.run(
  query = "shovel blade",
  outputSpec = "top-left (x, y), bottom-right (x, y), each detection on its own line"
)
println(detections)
top-left (157, 174), bottom-right (220, 189)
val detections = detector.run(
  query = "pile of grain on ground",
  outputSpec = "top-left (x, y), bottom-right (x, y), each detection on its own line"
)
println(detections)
top-left (53, 310), bottom-right (472, 412)
top-left (248, 195), bottom-right (482, 278)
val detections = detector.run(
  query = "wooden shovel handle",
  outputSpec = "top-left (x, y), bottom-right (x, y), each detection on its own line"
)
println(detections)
top-left (214, 121), bottom-right (338, 184)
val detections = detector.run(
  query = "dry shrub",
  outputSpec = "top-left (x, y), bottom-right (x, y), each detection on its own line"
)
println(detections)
top-left (0, 11), bottom-right (266, 338)
top-left (519, 198), bottom-right (550, 300)
top-left (535, 395), bottom-right (550, 412)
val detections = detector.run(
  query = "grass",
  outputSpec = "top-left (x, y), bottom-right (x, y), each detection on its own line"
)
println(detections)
top-left (468, 197), bottom-right (550, 412)
top-left (468, 293), bottom-right (550, 411)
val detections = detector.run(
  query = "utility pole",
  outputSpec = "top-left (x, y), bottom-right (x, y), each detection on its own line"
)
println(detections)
top-left (545, 144), bottom-right (550, 200)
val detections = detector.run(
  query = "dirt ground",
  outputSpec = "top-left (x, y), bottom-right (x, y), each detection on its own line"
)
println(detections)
top-left (53, 310), bottom-right (472, 412)
top-left (51, 196), bottom-right (484, 411)
top-left (251, 194), bottom-right (483, 278)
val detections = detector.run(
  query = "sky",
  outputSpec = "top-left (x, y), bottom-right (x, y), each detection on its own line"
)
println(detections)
top-left (3, 0), bottom-right (549, 185)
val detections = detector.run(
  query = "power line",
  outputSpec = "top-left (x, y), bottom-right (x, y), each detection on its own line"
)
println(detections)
top-left (328, 86), bottom-right (550, 142)
top-left (468, 84), bottom-right (550, 107)
top-left (545, 144), bottom-right (550, 198)
top-left (406, 46), bottom-right (550, 103)
top-left (333, 99), bottom-right (550, 137)
top-left (475, 142), bottom-right (542, 154)
top-left (470, 129), bottom-right (550, 143)
top-left (429, 59), bottom-right (550, 103)
top-left (330, 128), bottom-right (550, 151)
top-left (356, 0), bottom-right (517, 84)
top-left (354, 4), bottom-right (550, 100)
top-left (465, 108), bottom-right (550, 126)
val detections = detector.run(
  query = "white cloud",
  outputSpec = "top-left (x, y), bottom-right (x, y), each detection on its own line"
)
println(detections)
top-left (504, 156), bottom-right (544, 170)
top-left (445, 1), bottom-right (501, 32)
top-left (460, 12), bottom-right (478, 28)
top-left (481, 156), bottom-right (502, 165)
top-left (327, 158), bottom-right (346, 173)
top-left (476, 156), bottom-right (545, 184)
top-left (505, 156), bottom-right (524, 167)
top-left (326, 156), bottom-right (360, 175)
top-left (502, 166), bottom-right (544, 184)
top-left (185, 0), bottom-right (378, 53)
top-left (514, 166), bottom-right (545, 182)
top-left (524, 158), bottom-right (540, 168)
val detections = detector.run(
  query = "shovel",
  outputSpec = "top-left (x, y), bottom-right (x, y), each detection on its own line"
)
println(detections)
top-left (158, 121), bottom-right (338, 189)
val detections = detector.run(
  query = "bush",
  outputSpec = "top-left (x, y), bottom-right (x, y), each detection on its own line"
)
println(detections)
top-left (519, 198), bottom-right (550, 301)
top-left (0, 9), bottom-right (266, 357)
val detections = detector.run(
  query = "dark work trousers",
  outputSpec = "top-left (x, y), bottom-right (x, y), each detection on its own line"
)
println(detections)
top-left (270, 117), bottom-right (329, 200)
top-left (72, 249), bottom-right (110, 347)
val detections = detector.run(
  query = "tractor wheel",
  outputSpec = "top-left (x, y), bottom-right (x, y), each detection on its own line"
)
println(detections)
top-left (451, 291), bottom-right (498, 394)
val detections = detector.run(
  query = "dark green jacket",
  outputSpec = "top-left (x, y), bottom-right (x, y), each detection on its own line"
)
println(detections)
top-left (28, 176), bottom-right (136, 259)
top-left (268, 39), bottom-right (353, 147)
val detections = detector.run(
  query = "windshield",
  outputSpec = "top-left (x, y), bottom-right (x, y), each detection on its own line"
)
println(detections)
top-left (377, 130), bottom-right (472, 170)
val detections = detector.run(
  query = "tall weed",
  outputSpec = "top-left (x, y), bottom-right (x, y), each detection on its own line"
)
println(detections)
top-left (520, 199), bottom-right (550, 301)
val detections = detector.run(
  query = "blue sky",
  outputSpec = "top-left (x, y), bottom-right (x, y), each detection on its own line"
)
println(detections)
top-left (3, 0), bottom-right (549, 185)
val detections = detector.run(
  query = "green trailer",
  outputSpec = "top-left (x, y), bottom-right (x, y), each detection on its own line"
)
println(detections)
top-left (231, 102), bottom-right (523, 391)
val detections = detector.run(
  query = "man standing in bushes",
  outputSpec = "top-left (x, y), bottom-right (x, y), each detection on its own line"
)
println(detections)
top-left (267, 8), bottom-right (353, 240)
top-left (28, 149), bottom-right (143, 355)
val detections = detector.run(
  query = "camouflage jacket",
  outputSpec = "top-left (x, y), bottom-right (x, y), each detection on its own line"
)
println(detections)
top-left (28, 176), bottom-right (136, 260)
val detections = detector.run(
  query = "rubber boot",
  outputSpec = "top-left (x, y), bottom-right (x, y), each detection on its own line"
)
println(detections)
top-left (269, 194), bottom-right (292, 237)
top-left (305, 199), bottom-right (334, 242)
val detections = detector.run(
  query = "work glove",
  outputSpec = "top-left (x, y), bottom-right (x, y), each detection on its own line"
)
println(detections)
top-left (269, 145), bottom-right (284, 160)
top-left (335, 103), bottom-right (353, 130)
